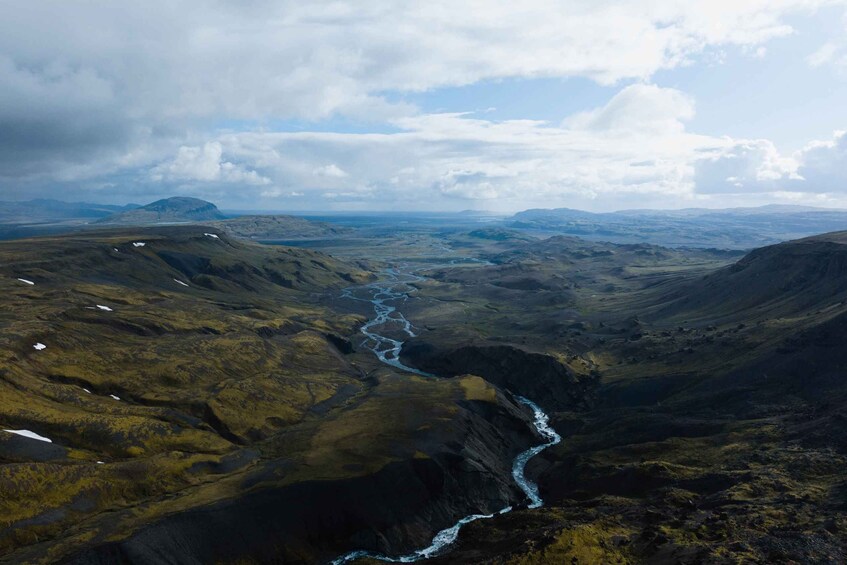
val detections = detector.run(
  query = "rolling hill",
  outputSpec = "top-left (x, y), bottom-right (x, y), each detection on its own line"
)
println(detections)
top-left (211, 214), bottom-right (351, 240)
top-left (0, 226), bottom-right (541, 564)
top-left (648, 231), bottom-right (847, 323)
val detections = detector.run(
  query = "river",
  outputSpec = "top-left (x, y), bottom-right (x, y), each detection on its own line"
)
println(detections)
top-left (333, 266), bottom-right (561, 564)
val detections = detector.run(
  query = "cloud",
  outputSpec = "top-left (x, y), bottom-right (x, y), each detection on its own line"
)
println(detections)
top-left (1, 1), bottom-right (846, 210)
top-left (693, 139), bottom-right (799, 193)
top-left (794, 130), bottom-right (847, 190)
top-left (0, 2), bottom-right (834, 181)
top-left (313, 164), bottom-right (349, 178)
top-left (175, 93), bottom-right (719, 210)
top-left (692, 129), bottom-right (847, 200)
top-left (806, 10), bottom-right (847, 70)
top-left (808, 42), bottom-right (842, 67)
top-left (565, 84), bottom-right (695, 134)
top-left (172, 99), bottom-right (847, 211)
top-left (152, 142), bottom-right (270, 185)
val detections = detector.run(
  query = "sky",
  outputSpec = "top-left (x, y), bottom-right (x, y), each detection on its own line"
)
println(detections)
top-left (3, 1), bottom-right (847, 213)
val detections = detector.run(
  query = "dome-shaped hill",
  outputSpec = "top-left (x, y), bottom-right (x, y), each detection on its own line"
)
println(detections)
top-left (94, 197), bottom-right (225, 225)
top-left (649, 231), bottom-right (847, 323)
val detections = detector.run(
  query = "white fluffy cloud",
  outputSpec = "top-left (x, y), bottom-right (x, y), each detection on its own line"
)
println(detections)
top-left (2, 1), bottom-right (847, 209)
top-left (691, 129), bottom-right (847, 204)
top-left (154, 85), bottom-right (847, 211)
top-left (152, 142), bottom-right (270, 186)
top-left (565, 84), bottom-right (695, 134)
top-left (0, 3), bottom-right (833, 144)
top-left (1, 1), bottom-right (822, 122)
top-left (313, 164), bottom-right (349, 178)
top-left (794, 130), bottom-right (847, 189)
top-left (169, 86), bottom-right (723, 210)
top-left (693, 139), bottom-right (800, 193)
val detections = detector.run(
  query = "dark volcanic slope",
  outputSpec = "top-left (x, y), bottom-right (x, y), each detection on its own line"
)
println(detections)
top-left (402, 342), bottom-right (599, 412)
top-left (378, 231), bottom-right (847, 564)
top-left (94, 197), bottom-right (225, 225)
top-left (649, 230), bottom-right (847, 323)
top-left (0, 228), bottom-right (540, 564)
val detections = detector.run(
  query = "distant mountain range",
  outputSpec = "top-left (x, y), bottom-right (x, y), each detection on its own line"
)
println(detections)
top-left (0, 199), bottom-right (138, 223)
top-left (4, 197), bottom-right (847, 249)
top-left (509, 205), bottom-right (847, 248)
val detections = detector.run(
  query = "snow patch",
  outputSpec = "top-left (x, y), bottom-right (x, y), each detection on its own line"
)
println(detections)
top-left (17, 278), bottom-right (35, 285)
top-left (82, 388), bottom-right (91, 394)
top-left (204, 233), bottom-right (220, 239)
top-left (109, 394), bottom-right (121, 401)
top-left (132, 242), bottom-right (146, 247)
top-left (4, 429), bottom-right (52, 443)
top-left (96, 461), bottom-right (105, 464)
top-left (96, 305), bottom-right (113, 312)
top-left (173, 279), bottom-right (189, 287)
top-left (33, 343), bottom-right (46, 351)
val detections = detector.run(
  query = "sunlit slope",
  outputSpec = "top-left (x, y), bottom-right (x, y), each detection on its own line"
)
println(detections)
top-left (0, 227), bottom-right (543, 564)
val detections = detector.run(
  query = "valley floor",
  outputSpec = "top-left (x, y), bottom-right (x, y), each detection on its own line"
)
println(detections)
top-left (2, 225), bottom-right (846, 563)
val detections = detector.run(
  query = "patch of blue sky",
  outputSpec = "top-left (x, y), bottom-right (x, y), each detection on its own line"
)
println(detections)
top-left (384, 76), bottom-right (623, 124)
top-left (654, 5), bottom-right (847, 152)
top-left (210, 117), bottom-right (405, 135)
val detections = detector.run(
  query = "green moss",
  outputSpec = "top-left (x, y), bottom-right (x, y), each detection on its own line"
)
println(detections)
top-left (508, 522), bottom-right (635, 565)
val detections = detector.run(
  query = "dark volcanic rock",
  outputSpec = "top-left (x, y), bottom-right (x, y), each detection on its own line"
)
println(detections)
top-left (325, 332), bottom-right (354, 354)
top-left (0, 433), bottom-right (69, 462)
top-left (400, 342), bottom-right (598, 411)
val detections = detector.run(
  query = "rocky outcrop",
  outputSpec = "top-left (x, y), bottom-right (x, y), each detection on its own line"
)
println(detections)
top-left (400, 342), bottom-right (598, 411)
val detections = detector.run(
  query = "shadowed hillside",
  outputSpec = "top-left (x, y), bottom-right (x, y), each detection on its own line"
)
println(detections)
top-left (363, 230), bottom-right (847, 564)
top-left (648, 231), bottom-right (847, 323)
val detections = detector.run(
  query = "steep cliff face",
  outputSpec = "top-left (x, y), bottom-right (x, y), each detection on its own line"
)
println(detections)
top-left (60, 392), bottom-right (538, 565)
top-left (401, 342), bottom-right (599, 411)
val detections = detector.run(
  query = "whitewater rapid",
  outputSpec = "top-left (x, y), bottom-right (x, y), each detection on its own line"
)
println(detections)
top-left (333, 267), bottom-right (561, 564)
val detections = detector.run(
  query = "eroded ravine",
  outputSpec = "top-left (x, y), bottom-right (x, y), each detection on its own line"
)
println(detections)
top-left (334, 266), bottom-right (562, 564)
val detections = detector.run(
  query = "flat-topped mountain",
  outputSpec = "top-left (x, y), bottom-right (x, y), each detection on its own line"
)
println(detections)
top-left (95, 197), bottom-right (225, 225)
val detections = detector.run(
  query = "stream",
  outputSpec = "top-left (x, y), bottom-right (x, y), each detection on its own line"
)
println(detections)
top-left (333, 266), bottom-right (562, 564)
